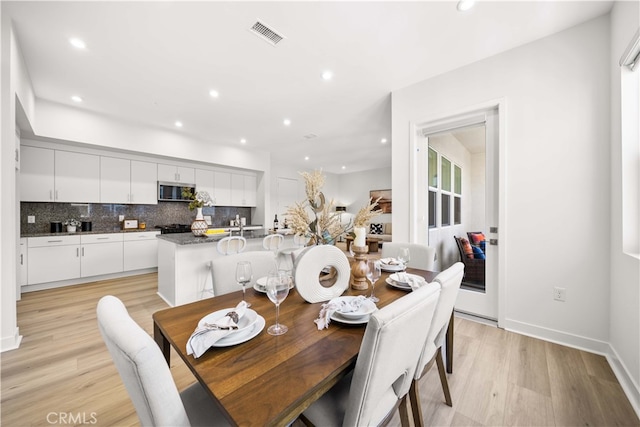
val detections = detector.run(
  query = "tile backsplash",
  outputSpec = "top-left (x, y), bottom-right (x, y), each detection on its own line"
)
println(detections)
top-left (20, 202), bottom-right (253, 235)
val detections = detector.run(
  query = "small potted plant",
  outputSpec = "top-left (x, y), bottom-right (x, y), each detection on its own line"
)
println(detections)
top-left (63, 218), bottom-right (81, 233)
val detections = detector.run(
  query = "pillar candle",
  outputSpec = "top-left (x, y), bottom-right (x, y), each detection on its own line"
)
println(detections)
top-left (354, 226), bottom-right (366, 247)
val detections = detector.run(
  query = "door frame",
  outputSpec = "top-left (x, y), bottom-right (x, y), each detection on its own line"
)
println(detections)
top-left (409, 98), bottom-right (507, 327)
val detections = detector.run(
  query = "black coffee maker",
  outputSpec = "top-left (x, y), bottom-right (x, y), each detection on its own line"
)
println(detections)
top-left (81, 221), bottom-right (92, 232)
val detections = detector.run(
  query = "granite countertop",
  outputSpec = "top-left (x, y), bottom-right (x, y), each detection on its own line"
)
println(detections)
top-left (22, 228), bottom-right (160, 238)
top-left (157, 231), bottom-right (270, 245)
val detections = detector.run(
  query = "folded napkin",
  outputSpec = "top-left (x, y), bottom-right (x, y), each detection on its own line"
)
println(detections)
top-left (380, 257), bottom-right (403, 265)
top-left (314, 296), bottom-right (377, 330)
top-left (395, 273), bottom-right (427, 290)
top-left (187, 301), bottom-right (248, 358)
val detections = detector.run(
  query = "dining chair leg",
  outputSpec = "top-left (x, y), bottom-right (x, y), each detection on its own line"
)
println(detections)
top-left (436, 347), bottom-right (452, 407)
top-left (409, 380), bottom-right (425, 427)
top-left (398, 394), bottom-right (412, 427)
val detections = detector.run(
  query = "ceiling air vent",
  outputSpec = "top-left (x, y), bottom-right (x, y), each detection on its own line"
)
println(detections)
top-left (303, 133), bottom-right (318, 140)
top-left (249, 21), bottom-right (285, 46)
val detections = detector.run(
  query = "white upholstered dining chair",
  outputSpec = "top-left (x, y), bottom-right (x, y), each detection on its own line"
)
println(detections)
top-left (409, 262), bottom-right (464, 427)
top-left (300, 282), bottom-right (441, 427)
top-left (381, 242), bottom-right (436, 271)
top-left (96, 295), bottom-right (230, 427)
top-left (209, 251), bottom-right (277, 296)
top-left (262, 233), bottom-right (284, 252)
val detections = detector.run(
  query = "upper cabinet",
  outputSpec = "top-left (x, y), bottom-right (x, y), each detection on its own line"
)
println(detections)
top-left (195, 169), bottom-right (215, 202)
top-left (157, 164), bottom-right (195, 184)
top-left (55, 151), bottom-right (101, 203)
top-left (130, 160), bottom-right (158, 204)
top-left (20, 146), bottom-right (55, 202)
top-left (101, 158), bottom-right (157, 204)
top-left (214, 171), bottom-right (232, 206)
top-left (231, 173), bottom-right (257, 207)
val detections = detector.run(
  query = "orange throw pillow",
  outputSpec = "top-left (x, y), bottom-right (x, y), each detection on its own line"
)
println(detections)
top-left (469, 232), bottom-right (485, 245)
top-left (460, 238), bottom-right (474, 259)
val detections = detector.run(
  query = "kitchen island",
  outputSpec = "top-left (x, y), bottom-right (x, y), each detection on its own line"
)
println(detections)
top-left (157, 230), bottom-right (295, 306)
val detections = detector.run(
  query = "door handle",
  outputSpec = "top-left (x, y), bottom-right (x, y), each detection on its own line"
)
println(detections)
top-left (489, 239), bottom-right (498, 245)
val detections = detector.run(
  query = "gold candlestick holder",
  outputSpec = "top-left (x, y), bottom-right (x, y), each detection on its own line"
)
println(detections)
top-left (350, 245), bottom-right (369, 290)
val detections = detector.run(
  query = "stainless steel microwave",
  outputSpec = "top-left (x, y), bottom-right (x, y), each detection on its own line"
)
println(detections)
top-left (157, 182), bottom-right (196, 201)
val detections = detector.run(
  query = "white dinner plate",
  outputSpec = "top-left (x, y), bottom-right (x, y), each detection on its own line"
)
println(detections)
top-left (389, 273), bottom-right (423, 284)
top-left (330, 311), bottom-right (371, 325)
top-left (198, 308), bottom-right (259, 342)
top-left (386, 277), bottom-right (412, 291)
top-left (214, 316), bottom-right (265, 347)
top-left (330, 296), bottom-right (377, 320)
top-left (380, 263), bottom-right (405, 272)
top-left (254, 277), bottom-right (294, 293)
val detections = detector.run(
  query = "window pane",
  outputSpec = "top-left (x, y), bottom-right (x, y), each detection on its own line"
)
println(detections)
top-left (428, 191), bottom-right (436, 228)
top-left (428, 147), bottom-right (438, 188)
top-left (441, 157), bottom-right (451, 191)
top-left (454, 196), bottom-right (461, 225)
top-left (454, 165), bottom-right (462, 195)
top-left (442, 194), bottom-right (450, 226)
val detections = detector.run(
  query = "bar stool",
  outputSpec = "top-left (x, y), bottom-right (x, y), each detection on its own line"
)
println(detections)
top-left (202, 236), bottom-right (248, 298)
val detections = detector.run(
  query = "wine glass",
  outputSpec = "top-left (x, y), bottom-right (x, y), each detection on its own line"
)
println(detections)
top-left (398, 247), bottom-right (411, 268)
top-left (366, 259), bottom-right (381, 302)
top-left (266, 271), bottom-right (290, 336)
top-left (236, 261), bottom-right (253, 308)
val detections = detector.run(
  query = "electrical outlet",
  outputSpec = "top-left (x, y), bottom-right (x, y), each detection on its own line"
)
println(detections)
top-left (553, 287), bottom-right (566, 302)
top-left (27, 215), bottom-right (35, 223)
top-left (118, 215), bottom-right (125, 222)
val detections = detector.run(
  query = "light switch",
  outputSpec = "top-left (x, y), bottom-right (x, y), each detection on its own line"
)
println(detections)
top-left (118, 215), bottom-right (125, 222)
top-left (27, 215), bottom-right (35, 223)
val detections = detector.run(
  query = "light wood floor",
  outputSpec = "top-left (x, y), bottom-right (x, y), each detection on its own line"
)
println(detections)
top-left (2, 273), bottom-right (638, 427)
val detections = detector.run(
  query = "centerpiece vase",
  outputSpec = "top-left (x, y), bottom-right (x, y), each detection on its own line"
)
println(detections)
top-left (191, 207), bottom-right (208, 236)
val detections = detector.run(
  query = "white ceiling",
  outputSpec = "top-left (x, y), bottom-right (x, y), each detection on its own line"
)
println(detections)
top-left (4, 1), bottom-right (613, 174)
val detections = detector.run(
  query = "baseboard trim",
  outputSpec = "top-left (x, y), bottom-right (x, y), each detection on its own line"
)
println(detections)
top-left (1, 327), bottom-right (22, 353)
top-left (21, 268), bottom-right (158, 293)
top-left (606, 344), bottom-right (640, 419)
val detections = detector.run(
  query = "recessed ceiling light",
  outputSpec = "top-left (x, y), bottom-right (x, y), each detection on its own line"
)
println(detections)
top-left (175, 121), bottom-right (183, 128)
top-left (304, 156), bottom-right (309, 161)
top-left (71, 95), bottom-right (83, 103)
top-left (240, 138), bottom-right (247, 144)
top-left (457, 0), bottom-right (475, 12)
top-left (283, 119), bottom-right (291, 126)
top-left (381, 138), bottom-right (387, 144)
top-left (209, 90), bottom-right (219, 98)
top-left (69, 38), bottom-right (86, 49)
top-left (322, 71), bottom-right (333, 81)
top-left (341, 165), bottom-right (346, 170)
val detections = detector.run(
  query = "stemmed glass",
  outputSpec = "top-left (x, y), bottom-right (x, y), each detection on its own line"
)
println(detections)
top-left (366, 259), bottom-right (381, 302)
top-left (266, 271), bottom-right (290, 336)
top-left (236, 261), bottom-right (253, 308)
top-left (398, 247), bottom-right (411, 268)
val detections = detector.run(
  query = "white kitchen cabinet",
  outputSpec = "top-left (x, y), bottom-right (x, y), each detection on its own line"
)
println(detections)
top-left (19, 238), bottom-right (27, 289)
top-left (27, 236), bottom-right (81, 285)
top-left (214, 171), bottom-right (232, 205)
top-left (123, 231), bottom-right (159, 271)
top-left (195, 169), bottom-right (215, 201)
top-left (100, 156), bottom-right (130, 203)
top-left (80, 234), bottom-right (123, 277)
top-left (231, 173), bottom-right (257, 207)
top-left (157, 164), bottom-right (195, 184)
top-left (130, 160), bottom-right (158, 204)
top-left (55, 151), bottom-right (100, 203)
top-left (20, 146), bottom-right (55, 202)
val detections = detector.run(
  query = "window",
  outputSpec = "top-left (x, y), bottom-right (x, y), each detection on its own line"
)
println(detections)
top-left (428, 148), bottom-right (462, 229)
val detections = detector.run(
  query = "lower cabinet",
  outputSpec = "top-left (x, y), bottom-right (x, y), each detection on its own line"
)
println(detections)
top-left (80, 234), bottom-right (123, 277)
top-left (26, 231), bottom-right (159, 287)
top-left (124, 231), bottom-right (160, 271)
top-left (27, 236), bottom-right (81, 285)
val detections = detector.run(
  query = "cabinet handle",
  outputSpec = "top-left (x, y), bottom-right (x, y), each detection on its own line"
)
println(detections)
top-left (48, 240), bottom-right (63, 243)
top-left (82, 247), bottom-right (85, 256)
top-left (20, 254), bottom-right (23, 265)
top-left (49, 190), bottom-right (53, 200)
top-left (76, 248), bottom-right (79, 257)
top-left (97, 237), bottom-right (109, 240)
top-left (55, 190), bottom-right (59, 200)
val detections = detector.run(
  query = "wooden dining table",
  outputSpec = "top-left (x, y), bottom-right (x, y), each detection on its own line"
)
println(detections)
top-left (153, 268), bottom-right (442, 427)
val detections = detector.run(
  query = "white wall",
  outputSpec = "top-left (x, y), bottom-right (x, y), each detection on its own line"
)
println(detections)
top-left (1, 18), bottom-right (36, 351)
top-left (609, 0), bottom-right (640, 413)
top-left (393, 15), bottom-right (611, 349)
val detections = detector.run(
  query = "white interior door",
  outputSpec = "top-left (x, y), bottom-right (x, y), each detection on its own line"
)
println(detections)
top-left (413, 106), bottom-right (500, 321)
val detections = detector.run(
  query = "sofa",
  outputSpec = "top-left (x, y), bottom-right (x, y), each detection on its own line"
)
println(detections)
top-left (367, 222), bottom-right (392, 243)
